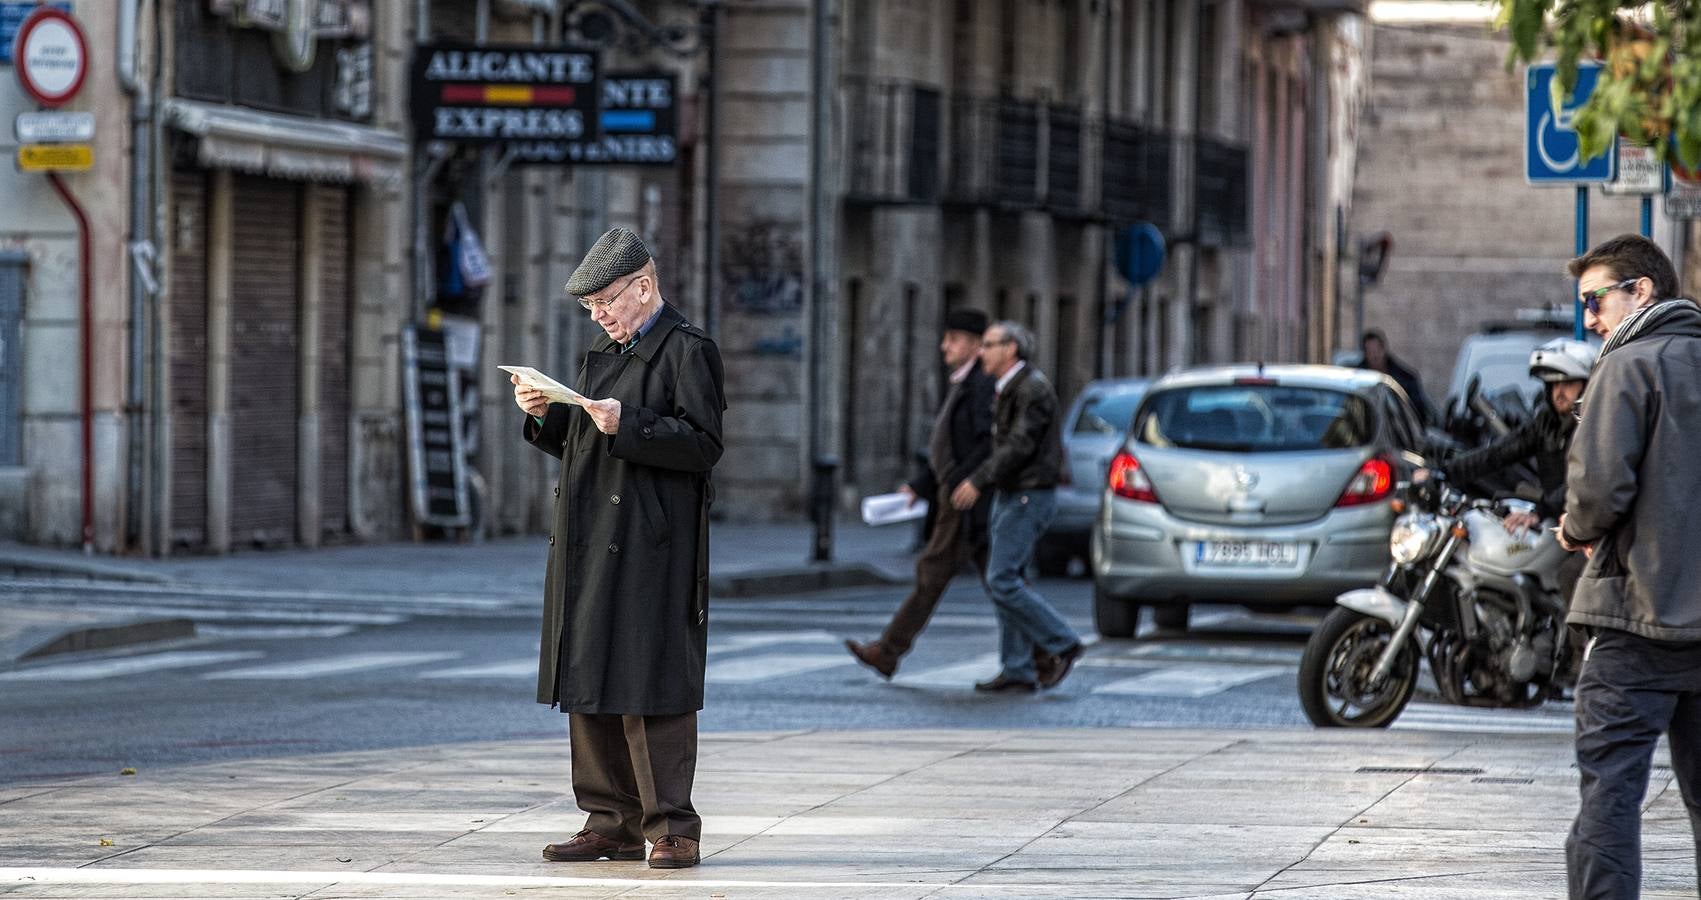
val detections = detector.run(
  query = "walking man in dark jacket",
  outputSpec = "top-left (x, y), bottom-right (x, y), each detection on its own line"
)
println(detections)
top-left (846, 309), bottom-right (996, 678)
top-left (1359, 329), bottom-right (1434, 426)
top-left (512, 227), bottom-right (726, 870)
top-left (952, 321), bottom-right (1084, 693)
top-left (1555, 234), bottom-right (1701, 898)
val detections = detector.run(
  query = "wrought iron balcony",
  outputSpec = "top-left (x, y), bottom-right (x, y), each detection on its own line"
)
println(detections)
top-left (1046, 105), bottom-right (1086, 216)
top-left (1194, 136), bottom-right (1250, 246)
top-left (842, 77), bottom-right (943, 205)
top-left (1100, 119), bottom-right (1172, 229)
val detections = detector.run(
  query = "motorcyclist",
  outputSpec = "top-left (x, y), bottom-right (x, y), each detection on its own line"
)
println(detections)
top-left (1423, 337), bottom-right (1596, 534)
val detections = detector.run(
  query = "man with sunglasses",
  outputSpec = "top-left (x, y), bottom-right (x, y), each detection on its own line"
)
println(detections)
top-left (512, 226), bottom-right (726, 870)
top-left (1553, 234), bottom-right (1701, 898)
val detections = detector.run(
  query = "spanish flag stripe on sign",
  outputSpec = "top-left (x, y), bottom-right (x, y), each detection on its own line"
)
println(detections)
top-left (437, 85), bottom-right (579, 106)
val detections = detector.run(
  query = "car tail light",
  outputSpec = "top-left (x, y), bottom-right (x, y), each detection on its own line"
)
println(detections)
top-left (1108, 450), bottom-right (1159, 503)
top-left (1336, 456), bottom-right (1394, 507)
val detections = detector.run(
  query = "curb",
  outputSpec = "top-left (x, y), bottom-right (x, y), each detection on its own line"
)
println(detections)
top-left (0, 555), bottom-right (169, 585)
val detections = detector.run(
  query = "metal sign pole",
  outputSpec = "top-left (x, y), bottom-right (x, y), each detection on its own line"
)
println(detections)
top-left (1575, 186), bottom-right (1588, 341)
top-left (1642, 195), bottom-right (1654, 238)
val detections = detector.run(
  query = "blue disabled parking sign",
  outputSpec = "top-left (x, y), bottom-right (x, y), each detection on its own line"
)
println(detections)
top-left (1526, 62), bottom-right (1615, 184)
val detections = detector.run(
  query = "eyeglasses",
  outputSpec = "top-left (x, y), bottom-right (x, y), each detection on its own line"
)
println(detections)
top-left (1580, 278), bottom-right (1641, 316)
top-left (577, 276), bottom-right (639, 312)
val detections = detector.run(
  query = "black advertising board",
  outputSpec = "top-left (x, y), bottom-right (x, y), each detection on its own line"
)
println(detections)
top-left (402, 326), bottom-right (471, 528)
top-left (510, 72), bottom-right (678, 166)
top-left (411, 43), bottom-right (600, 144)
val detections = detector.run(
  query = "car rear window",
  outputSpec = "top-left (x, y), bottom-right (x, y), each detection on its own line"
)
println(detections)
top-left (1134, 384), bottom-right (1374, 452)
top-left (1073, 389), bottom-right (1145, 435)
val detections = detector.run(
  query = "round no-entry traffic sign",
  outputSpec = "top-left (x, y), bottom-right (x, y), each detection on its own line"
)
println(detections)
top-left (14, 7), bottom-right (88, 108)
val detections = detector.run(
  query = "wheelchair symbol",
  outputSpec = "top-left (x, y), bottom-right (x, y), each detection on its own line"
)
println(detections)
top-left (1536, 107), bottom-right (1582, 174)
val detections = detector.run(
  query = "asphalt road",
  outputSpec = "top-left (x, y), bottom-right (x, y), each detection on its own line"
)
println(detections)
top-left (0, 576), bottom-right (1574, 783)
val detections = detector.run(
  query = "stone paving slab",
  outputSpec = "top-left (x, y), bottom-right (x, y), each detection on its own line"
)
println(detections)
top-left (0, 728), bottom-right (1695, 899)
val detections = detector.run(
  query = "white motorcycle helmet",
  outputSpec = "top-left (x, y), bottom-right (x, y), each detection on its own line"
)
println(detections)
top-left (1528, 338), bottom-right (1596, 383)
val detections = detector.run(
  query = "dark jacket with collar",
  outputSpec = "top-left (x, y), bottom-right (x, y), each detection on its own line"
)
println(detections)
top-left (909, 365), bottom-right (996, 500)
top-left (970, 363), bottom-right (1063, 493)
top-left (522, 302), bottom-right (727, 713)
top-left (1562, 302), bottom-right (1701, 642)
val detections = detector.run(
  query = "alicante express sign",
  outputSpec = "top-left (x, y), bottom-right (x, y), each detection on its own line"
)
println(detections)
top-left (411, 44), bottom-right (600, 144)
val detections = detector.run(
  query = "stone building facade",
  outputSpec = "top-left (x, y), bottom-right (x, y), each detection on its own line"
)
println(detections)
top-left (1, 0), bottom-right (1372, 552)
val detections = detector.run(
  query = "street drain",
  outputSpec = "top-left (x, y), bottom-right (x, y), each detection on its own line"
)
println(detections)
top-left (1355, 766), bottom-right (1485, 776)
top-left (1473, 776), bottom-right (1535, 785)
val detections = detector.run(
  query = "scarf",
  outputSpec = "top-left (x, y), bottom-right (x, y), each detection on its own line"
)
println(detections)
top-left (1574, 297), bottom-right (1701, 422)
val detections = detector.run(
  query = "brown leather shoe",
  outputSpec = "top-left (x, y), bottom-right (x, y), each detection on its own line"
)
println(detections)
top-left (845, 639), bottom-right (897, 679)
top-left (542, 829), bottom-right (645, 862)
top-left (1039, 642), bottom-right (1084, 689)
top-left (973, 674), bottom-right (1037, 693)
top-left (648, 835), bottom-right (700, 869)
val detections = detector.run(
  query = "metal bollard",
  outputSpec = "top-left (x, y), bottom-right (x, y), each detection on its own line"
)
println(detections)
top-left (811, 456), bottom-right (839, 562)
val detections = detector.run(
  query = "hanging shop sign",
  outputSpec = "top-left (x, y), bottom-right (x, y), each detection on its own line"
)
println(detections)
top-left (509, 72), bottom-right (678, 166)
top-left (411, 43), bottom-right (600, 144)
top-left (13, 6), bottom-right (87, 108)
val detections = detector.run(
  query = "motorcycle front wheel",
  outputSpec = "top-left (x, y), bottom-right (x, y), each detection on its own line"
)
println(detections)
top-left (1298, 607), bottom-right (1420, 728)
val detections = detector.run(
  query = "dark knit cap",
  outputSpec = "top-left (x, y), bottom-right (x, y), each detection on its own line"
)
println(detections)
top-left (943, 308), bottom-right (989, 336)
top-left (565, 227), bottom-right (652, 296)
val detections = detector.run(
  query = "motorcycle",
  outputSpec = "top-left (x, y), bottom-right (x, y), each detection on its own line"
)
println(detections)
top-left (1297, 475), bottom-right (1573, 728)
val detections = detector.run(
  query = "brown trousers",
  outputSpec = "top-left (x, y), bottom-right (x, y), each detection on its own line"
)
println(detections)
top-left (568, 711), bottom-right (701, 843)
top-left (876, 484), bottom-right (989, 658)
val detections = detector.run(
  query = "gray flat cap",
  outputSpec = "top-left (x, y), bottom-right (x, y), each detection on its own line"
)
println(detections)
top-left (565, 227), bottom-right (652, 296)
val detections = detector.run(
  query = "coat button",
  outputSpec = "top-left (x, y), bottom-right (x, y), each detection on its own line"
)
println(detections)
top-left (611, 494), bottom-right (621, 505)
top-left (608, 542), bottom-right (620, 554)
top-left (642, 426), bottom-right (654, 437)
top-left (548, 534), bottom-right (555, 545)
top-left (553, 486), bottom-right (560, 497)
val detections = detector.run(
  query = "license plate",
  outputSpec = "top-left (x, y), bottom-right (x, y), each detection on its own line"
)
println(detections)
top-left (1195, 541), bottom-right (1299, 567)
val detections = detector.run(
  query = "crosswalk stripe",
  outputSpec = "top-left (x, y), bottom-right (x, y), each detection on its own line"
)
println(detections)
top-left (708, 630), bottom-right (840, 654)
top-left (1115, 643), bottom-right (1304, 665)
top-left (203, 652), bottom-right (462, 680)
top-left (1093, 663), bottom-right (1291, 698)
top-left (0, 651), bottom-right (265, 681)
top-left (705, 653), bottom-right (851, 684)
top-left (891, 653), bottom-right (1002, 688)
top-left (1392, 701), bottom-right (1574, 734)
top-left (420, 659), bottom-right (536, 679)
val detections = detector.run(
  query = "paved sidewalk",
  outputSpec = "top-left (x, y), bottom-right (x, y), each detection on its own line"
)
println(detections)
top-left (0, 727), bottom-right (1693, 899)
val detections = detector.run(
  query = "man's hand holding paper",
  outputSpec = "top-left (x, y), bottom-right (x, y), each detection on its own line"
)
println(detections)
top-left (501, 366), bottom-right (590, 408)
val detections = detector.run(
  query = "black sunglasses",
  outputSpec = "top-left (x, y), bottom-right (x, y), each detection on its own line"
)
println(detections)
top-left (1581, 278), bottom-right (1640, 315)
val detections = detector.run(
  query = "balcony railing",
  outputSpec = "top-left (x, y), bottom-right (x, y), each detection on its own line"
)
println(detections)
top-left (1101, 120), bottom-right (1172, 229)
top-left (842, 77), bottom-right (942, 205)
top-left (1046, 105), bottom-right (1084, 215)
top-left (1194, 136), bottom-right (1250, 246)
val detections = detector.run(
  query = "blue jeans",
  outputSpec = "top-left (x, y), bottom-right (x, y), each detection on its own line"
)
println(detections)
top-left (986, 489), bottom-right (1080, 681)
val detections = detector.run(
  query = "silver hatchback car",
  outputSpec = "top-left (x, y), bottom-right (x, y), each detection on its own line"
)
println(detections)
top-left (1089, 365), bottom-right (1429, 637)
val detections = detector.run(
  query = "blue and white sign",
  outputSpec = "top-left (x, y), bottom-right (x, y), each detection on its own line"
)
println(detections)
top-left (1526, 62), bottom-right (1615, 184)
top-left (0, 2), bottom-right (67, 65)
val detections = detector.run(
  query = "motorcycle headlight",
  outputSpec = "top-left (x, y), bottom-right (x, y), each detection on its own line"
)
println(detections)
top-left (1389, 514), bottom-right (1442, 565)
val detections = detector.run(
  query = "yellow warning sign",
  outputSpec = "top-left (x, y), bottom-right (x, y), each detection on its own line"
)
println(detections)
top-left (18, 143), bottom-right (92, 172)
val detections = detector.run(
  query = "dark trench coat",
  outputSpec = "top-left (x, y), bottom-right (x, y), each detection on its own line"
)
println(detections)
top-left (523, 302), bottom-right (726, 715)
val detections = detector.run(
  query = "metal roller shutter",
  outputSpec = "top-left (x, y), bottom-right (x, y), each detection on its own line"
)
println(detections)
top-left (169, 172), bottom-right (209, 549)
top-left (318, 188), bottom-right (351, 539)
top-left (229, 176), bottom-right (300, 546)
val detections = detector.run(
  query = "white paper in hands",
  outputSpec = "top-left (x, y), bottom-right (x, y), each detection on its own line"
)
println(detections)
top-left (499, 366), bottom-right (590, 407)
top-left (861, 492), bottom-right (929, 526)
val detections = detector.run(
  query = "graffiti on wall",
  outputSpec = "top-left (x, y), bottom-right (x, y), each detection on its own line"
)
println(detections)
top-left (722, 220), bottom-right (802, 316)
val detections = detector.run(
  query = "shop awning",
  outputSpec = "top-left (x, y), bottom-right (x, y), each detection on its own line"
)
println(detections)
top-left (164, 99), bottom-right (408, 187)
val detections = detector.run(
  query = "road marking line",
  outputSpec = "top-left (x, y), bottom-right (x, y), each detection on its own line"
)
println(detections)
top-left (1391, 701), bottom-right (1575, 734)
top-left (1093, 663), bottom-right (1291, 698)
top-left (0, 651), bottom-right (265, 682)
top-left (1113, 643), bottom-right (1304, 665)
top-left (708, 629), bottom-right (840, 654)
top-left (194, 624), bottom-right (358, 640)
top-left (420, 658), bottom-right (536, 679)
top-left (0, 867), bottom-right (945, 890)
top-left (706, 653), bottom-right (851, 684)
top-left (891, 653), bottom-right (1003, 688)
top-left (203, 652), bottom-right (462, 680)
